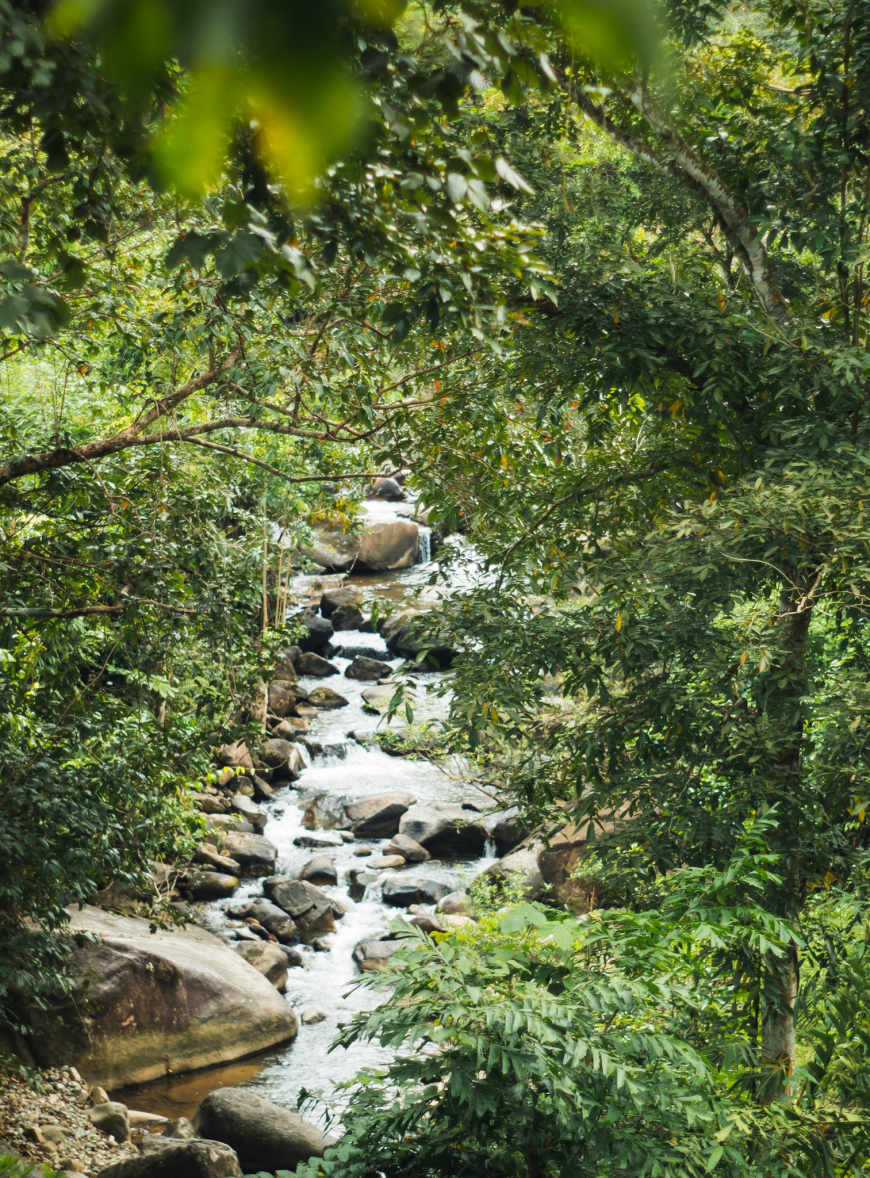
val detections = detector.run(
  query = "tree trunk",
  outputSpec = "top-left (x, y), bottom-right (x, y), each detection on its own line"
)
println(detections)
top-left (761, 947), bottom-right (799, 1102)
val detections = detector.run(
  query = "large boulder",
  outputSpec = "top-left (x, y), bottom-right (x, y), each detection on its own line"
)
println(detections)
top-left (319, 586), bottom-right (363, 617)
top-left (233, 942), bottom-right (289, 989)
top-left (369, 476), bottom-right (405, 501)
top-left (379, 609), bottom-right (455, 668)
top-left (300, 790), bottom-right (350, 830)
top-left (267, 680), bottom-right (297, 718)
top-left (345, 656), bottom-right (392, 681)
top-left (399, 803), bottom-right (487, 858)
top-left (345, 792), bottom-right (415, 838)
top-left (247, 898), bottom-right (298, 943)
top-left (382, 876), bottom-right (453, 907)
top-left (386, 832), bottom-right (430, 863)
top-left (298, 613), bottom-right (334, 653)
top-left (273, 648), bottom-right (299, 681)
top-left (183, 871), bottom-right (240, 900)
top-left (264, 877), bottom-right (336, 941)
top-left (296, 651), bottom-right (338, 677)
top-left (308, 686), bottom-right (349, 709)
top-left (352, 938), bottom-right (403, 972)
top-left (230, 795), bottom-right (266, 833)
top-left (193, 1089), bottom-right (336, 1173)
top-left (331, 602), bottom-right (364, 631)
top-left (483, 818), bottom-right (615, 907)
top-left (97, 1139), bottom-right (242, 1177)
top-left (300, 855), bottom-right (338, 887)
top-left (217, 741), bottom-right (253, 770)
top-left (483, 805), bottom-right (527, 855)
top-left (17, 907), bottom-right (298, 1088)
top-left (301, 519), bottom-right (420, 573)
top-left (219, 833), bottom-right (277, 877)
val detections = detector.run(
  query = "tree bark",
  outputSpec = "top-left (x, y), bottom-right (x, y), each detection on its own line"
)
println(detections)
top-left (761, 947), bottom-right (799, 1102)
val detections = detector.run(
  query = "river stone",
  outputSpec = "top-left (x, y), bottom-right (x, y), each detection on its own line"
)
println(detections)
top-left (191, 792), bottom-right (228, 815)
top-left (386, 832), bottom-right (430, 863)
top-left (380, 609), bottom-right (455, 669)
top-left (347, 868), bottom-right (379, 900)
top-left (183, 871), bottom-right (240, 900)
top-left (217, 741), bottom-right (253, 770)
top-left (247, 899), bottom-right (298, 943)
top-left (193, 844), bottom-right (241, 874)
top-left (308, 686), bottom-right (349, 709)
top-left (399, 803), bottom-right (487, 858)
top-left (219, 833), bottom-right (277, 877)
top-left (330, 603), bottom-right (363, 631)
top-left (269, 720), bottom-right (299, 743)
top-left (267, 680), bottom-right (297, 718)
top-left (233, 942), bottom-right (289, 989)
top-left (483, 805), bottom-right (526, 854)
top-left (345, 656), bottom-right (392, 681)
top-left (16, 907), bottom-right (298, 1088)
top-left (319, 586), bottom-right (363, 617)
top-left (301, 518), bottom-right (418, 573)
top-left (250, 775), bottom-right (276, 801)
top-left (296, 651), bottom-right (339, 677)
top-left (97, 1139), bottom-right (242, 1177)
top-left (360, 684), bottom-right (395, 712)
top-left (437, 890), bottom-right (471, 916)
top-left (207, 815), bottom-right (254, 836)
top-left (257, 738), bottom-right (297, 768)
top-left (273, 649), bottom-right (299, 681)
top-left (301, 790), bottom-right (350, 830)
top-left (352, 939), bottom-right (403, 972)
top-left (294, 830), bottom-right (344, 850)
top-left (193, 1089), bottom-right (336, 1172)
top-left (90, 1102), bottom-right (130, 1142)
top-left (264, 878), bottom-right (336, 940)
top-left (345, 791), bottom-right (415, 838)
top-left (367, 854), bottom-right (405, 870)
top-left (299, 856), bottom-right (338, 886)
top-left (300, 1007), bottom-right (327, 1025)
top-left (230, 795), bottom-right (266, 832)
top-left (369, 475), bottom-right (405, 501)
top-left (382, 876), bottom-right (453, 907)
top-left (163, 1118), bottom-right (197, 1139)
top-left (298, 613), bottom-right (334, 653)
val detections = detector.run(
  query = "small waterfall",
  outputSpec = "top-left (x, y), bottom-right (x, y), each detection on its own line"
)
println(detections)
top-left (416, 525), bottom-right (432, 564)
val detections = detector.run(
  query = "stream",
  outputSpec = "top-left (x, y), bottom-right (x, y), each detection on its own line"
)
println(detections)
top-left (115, 502), bottom-right (496, 1124)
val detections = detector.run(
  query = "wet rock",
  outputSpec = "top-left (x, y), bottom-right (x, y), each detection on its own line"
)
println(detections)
top-left (257, 737), bottom-right (297, 769)
top-left (163, 1118), bottom-right (197, 1140)
top-left (386, 832), bottom-right (430, 863)
top-left (90, 1102), bottom-right (130, 1142)
top-left (382, 876), bottom-right (453, 907)
top-left (267, 680), bottom-right (297, 718)
top-left (247, 899), bottom-right (298, 944)
top-left (369, 476), bottom-right (405, 501)
top-left (218, 833), bottom-right (277, 877)
top-left (269, 720), bottom-right (300, 742)
top-left (264, 878), bottom-right (336, 941)
top-left (331, 603), bottom-right (363, 631)
top-left (483, 805), bottom-right (526, 854)
top-left (250, 775), bottom-right (275, 802)
top-left (437, 891), bottom-right (471, 916)
top-left (319, 586), bottom-right (363, 617)
top-left (233, 942), bottom-right (289, 990)
top-left (300, 1007), bottom-right (327, 1025)
top-left (296, 651), bottom-right (339, 677)
top-left (299, 856), bottom-right (338, 886)
top-left (300, 790), bottom-right (350, 830)
top-left (298, 613), bottom-right (334, 653)
top-left (192, 1088), bottom-right (336, 1172)
top-left (367, 854), bottom-right (405, 869)
top-left (193, 844), bottom-right (241, 874)
top-left (399, 803), bottom-right (487, 858)
top-left (301, 519), bottom-right (419, 573)
top-left (380, 610), bottom-right (455, 669)
top-left (273, 649), bottom-right (299, 681)
top-left (353, 938), bottom-right (403, 972)
top-left (352, 845), bottom-right (372, 856)
top-left (345, 791), bottom-right (415, 838)
top-left (308, 686), bottom-right (349, 709)
top-left (345, 656), bottom-right (392, 681)
top-left (13, 909), bottom-right (298, 1088)
top-left (98, 1139), bottom-right (242, 1176)
top-left (217, 741), bottom-right (253, 770)
top-left (230, 795), bottom-right (266, 832)
top-left (294, 831), bottom-right (344, 849)
top-left (183, 871), bottom-right (240, 900)
top-left (347, 868), bottom-right (379, 900)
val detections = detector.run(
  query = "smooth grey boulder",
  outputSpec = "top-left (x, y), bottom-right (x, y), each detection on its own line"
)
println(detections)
top-left (301, 518), bottom-right (418, 573)
top-left (230, 795), bottom-right (267, 832)
top-left (353, 938), bottom-right (403, 972)
top-left (331, 603), bottom-right (363, 630)
top-left (386, 832), bottom-right (430, 863)
top-left (399, 802), bottom-right (487, 858)
top-left (382, 876), bottom-right (453, 907)
top-left (345, 791), bottom-right (415, 838)
top-left (299, 855), bottom-right (338, 887)
top-left (90, 1101), bottom-right (130, 1142)
top-left (17, 907), bottom-right (297, 1088)
top-left (345, 656), bottom-right (392, 681)
top-left (193, 1088), bottom-right (336, 1172)
top-left (296, 651), bottom-right (339, 677)
top-left (233, 942), bottom-right (289, 989)
top-left (308, 686), bottom-right (349, 709)
top-left (219, 833), bottom-right (277, 877)
top-left (98, 1139), bottom-right (242, 1177)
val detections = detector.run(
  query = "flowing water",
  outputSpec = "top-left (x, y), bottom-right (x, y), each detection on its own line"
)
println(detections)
top-left (115, 501), bottom-right (496, 1123)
